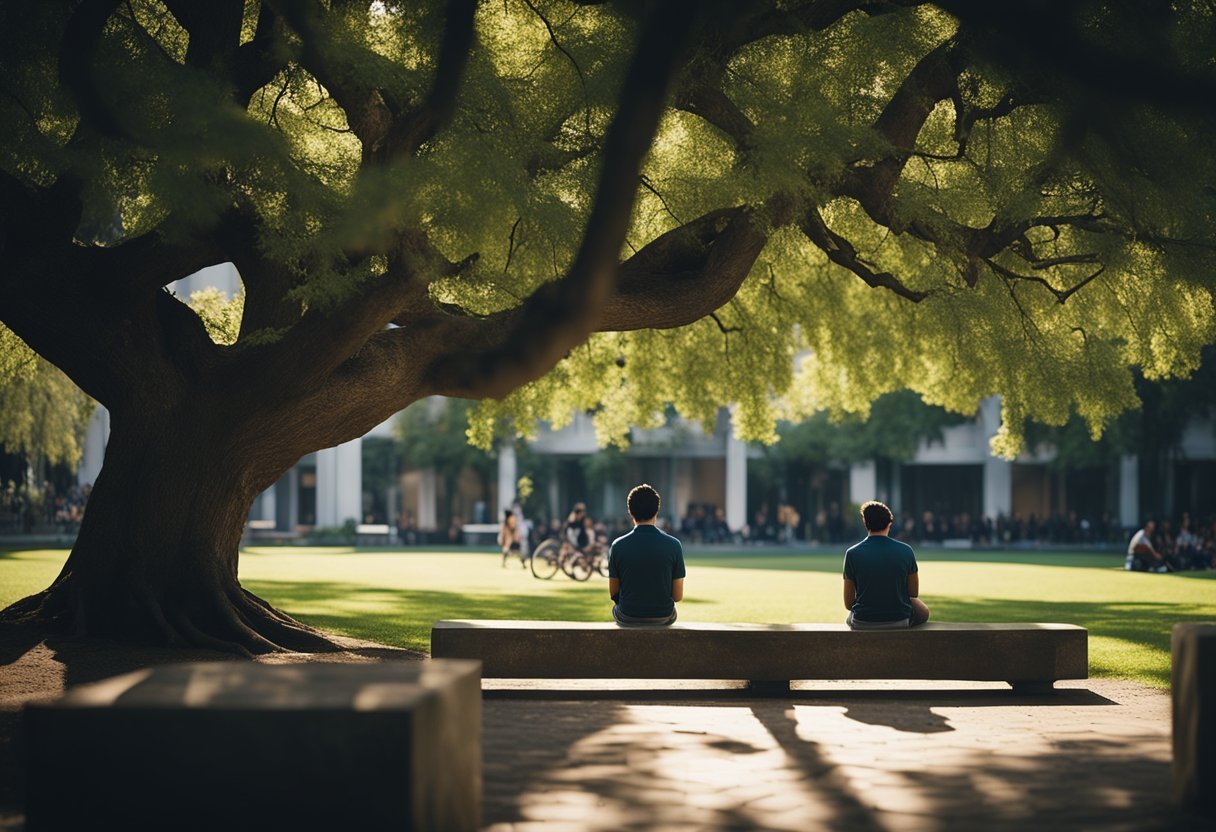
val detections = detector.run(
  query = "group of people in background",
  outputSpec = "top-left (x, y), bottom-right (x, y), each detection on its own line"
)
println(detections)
top-left (0, 480), bottom-right (91, 534)
top-left (1126, 515), bottom-right (1216, 572)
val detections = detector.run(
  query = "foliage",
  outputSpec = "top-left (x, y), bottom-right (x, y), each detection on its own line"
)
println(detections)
top-left (0, 325), bottom-right (36, 387)
top-left (0, 351), bottom-right (95, 468)
top-left (773, 390), bottom-right (967, 464)
top-left (580, 446), bottom-right (627, 492)
top-left (394, 397), bottom-right (495, 480)
top-left (1025, 344), bottom-right (1216, 469)
top-left (4, 0), bottom-right (1216, 469)
top-left (454, 3), bottom-right (1216, 458)
top-left (184, 287), bottom-right (244, 346)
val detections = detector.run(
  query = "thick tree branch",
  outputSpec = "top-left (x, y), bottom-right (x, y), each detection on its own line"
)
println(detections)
top-left (234, 5), bottom-right (291, 105)
top-left (410, 1), bottom-right (702, 401)
top-left (596, 208), bottom-right (767, 331)
top-left (267, 0), bottom-right (402, 156)
top-left (58, 0), bottom-right (126, 138)
top-left (271, 0), bottom-right (475, 164)
top-left (850, 38), bottom-right (965, 213)
top-left (672, 83), bottom-right (754, 149)
top-left (309, 205), bottom-right (766, 448)
top-left (163, 0), bottom-right (245, 72)
top-left (379, 0), bottom-right (477, 162)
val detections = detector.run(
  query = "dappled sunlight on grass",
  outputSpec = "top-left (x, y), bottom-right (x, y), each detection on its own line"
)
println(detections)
top-left (2, 546), bottom-right (1212, 687)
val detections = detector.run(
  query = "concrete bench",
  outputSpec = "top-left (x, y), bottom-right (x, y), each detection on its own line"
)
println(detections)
top-left (24, 660), bottom-right (482, 831)
top-left (355, 522), bottom-right (393, 545)
top-left (431, 620), bottom-right (1087, 693)
top-left (1173, 622), bottom-right (1215, 816)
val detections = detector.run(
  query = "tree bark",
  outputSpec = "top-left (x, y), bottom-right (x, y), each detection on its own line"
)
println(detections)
top-left (0, 402), bottom-right (335, 656)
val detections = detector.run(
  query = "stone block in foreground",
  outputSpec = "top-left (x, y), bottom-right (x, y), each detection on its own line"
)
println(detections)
top-left (1173, 622), bottom-right (1216, 816)
top-left (24, 659), bottom-right (481, 831)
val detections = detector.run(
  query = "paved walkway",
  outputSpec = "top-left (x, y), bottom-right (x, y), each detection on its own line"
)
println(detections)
top-left (481, 679), bottom-right (1201, 832)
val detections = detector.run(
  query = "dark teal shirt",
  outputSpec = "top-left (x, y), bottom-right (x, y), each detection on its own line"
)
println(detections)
top-left (843, 534), bottom-right (918, 622)
top-left (608, 525), bottom-right (686, 618)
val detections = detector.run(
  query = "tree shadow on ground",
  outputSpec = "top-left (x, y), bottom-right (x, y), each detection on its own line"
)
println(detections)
top-left (482, 695), bottom-right (1205, 831)
top-left (480, 698), bottom-right (883, 831)
top-left (746, 701), bottom-right (1203, 832)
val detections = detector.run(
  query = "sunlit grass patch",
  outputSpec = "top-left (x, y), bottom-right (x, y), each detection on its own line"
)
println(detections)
top-left (2, 546), bottom-right (1211, 688)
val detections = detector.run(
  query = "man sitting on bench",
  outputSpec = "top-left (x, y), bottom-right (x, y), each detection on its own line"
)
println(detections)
top-left (608, 483), bottom-right (685, 626)
top-left (844, 500), bottom-right (931, 630)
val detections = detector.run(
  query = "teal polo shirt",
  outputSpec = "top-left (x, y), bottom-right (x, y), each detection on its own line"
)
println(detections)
top-left (608, 524), bottom-right (686, 618)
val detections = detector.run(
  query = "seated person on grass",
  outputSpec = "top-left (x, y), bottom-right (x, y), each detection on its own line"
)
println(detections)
top-left (608, 483), bottom-right (685, 626)
top-left (844, 500), bottom-right (930, 630)
top-left (1125, 520), bottom-right (1170, 572)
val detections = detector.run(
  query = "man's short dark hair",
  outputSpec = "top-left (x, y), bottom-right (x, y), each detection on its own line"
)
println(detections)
top-left (860, 501), bottom-right (893, 532)
top-left (627, 484), bottom-right (660, 522)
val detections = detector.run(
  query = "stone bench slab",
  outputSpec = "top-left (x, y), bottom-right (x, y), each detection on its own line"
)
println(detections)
top-left (24, 659), bottom-right (482, 831)
top-left (432, 621), bottom-right (1087, 690)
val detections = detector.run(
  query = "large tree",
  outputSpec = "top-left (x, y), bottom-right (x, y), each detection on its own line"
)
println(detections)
top-left (1, 0), bottom-right (1213, 653)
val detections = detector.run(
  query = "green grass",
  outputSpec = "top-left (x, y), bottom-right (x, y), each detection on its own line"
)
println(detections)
top-left (2, 546), bottom-right (1213, 688)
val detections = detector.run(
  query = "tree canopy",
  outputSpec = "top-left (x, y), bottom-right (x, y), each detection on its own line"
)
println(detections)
top-left (2, 0), bottom-right (1215, 652)
top-left (3, 1), bottom-right (1214, 460)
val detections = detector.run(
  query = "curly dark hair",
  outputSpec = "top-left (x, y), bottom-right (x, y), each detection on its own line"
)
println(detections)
top-left (860, 501), bottom-right (894, 532)
top-left (627, 483), bottom-right (661, 522)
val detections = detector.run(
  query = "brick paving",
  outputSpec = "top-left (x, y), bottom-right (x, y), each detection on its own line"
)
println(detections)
top-left (481, 679), bottom-right (1203, 832)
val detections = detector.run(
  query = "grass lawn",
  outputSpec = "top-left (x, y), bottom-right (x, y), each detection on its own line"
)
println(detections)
top-left (1, 546), bottom-right (1213, 688)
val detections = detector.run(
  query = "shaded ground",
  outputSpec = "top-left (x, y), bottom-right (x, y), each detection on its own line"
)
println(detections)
top-left (0, 625), bottom-right (1206, 831)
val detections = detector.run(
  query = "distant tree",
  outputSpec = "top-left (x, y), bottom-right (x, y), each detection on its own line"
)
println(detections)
top-left (1025, 344), bottom-right (1216, 516)
top-left (395, 397), bottom-right (494, 527)
top-left (0, 355), bottom-right (95, 476)
top-left (2, 1), bottom-right (1213, 651)
top-left (773, 391), bottom-right (966, 466)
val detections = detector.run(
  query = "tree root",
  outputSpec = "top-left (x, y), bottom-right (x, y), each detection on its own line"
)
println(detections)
top-left (0, 574), bottom-right (344, 657)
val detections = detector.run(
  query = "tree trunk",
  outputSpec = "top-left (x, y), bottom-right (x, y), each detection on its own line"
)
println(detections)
top-left (0, 405), bottom-right (336, 655)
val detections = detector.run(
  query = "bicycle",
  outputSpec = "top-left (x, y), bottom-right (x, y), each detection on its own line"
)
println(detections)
top-left (530, 537), bottom-right (602, 581)
top-left (530, 538), bottom-right (564, 579)
top-left (559, 543), bottom-right (597, 581)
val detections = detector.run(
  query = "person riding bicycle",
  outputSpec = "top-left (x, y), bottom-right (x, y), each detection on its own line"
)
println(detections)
top-left (564, 502), bottom-right (593, 551)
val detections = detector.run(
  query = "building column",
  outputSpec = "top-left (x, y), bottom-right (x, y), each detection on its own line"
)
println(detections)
top-left (1119, 454), bottom-right (1139, 529)
top-left (601, 480), bottom-right (616, 522)
top-left (672, 458), bottom-right (692, 524)
top-left (849, 461), bottom-right (877, 505)
top-left (547, 475), bottom-right (560, 526)
top-left (274, 469), bottom-right (298, 532)
top-left (418, 468), bottom-right (438, 531)
top-left (497, 443), bottom-right (517, 520)
top-left (258, 485), bottom-right (276, 523)
top-left (983, 456), bottom-right (1013, 520)
top-left (726, 432), bottom-right (747, 532)
top-left (316, 437), bottom-right (363, 527)
top-left (78, 407), bottom-right (110, 486)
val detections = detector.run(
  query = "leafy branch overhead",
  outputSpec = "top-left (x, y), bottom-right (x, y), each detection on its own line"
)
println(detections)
top-left (2, 0), bottom-right (1214, 463)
